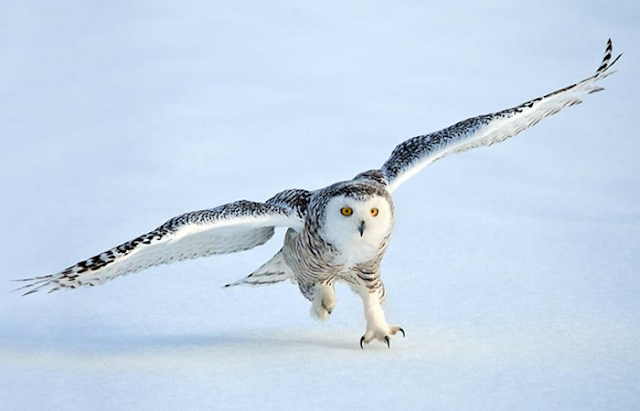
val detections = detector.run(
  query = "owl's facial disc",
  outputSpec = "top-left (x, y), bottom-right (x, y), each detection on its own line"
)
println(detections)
top-left (319, 195), bottom-right (393, 256)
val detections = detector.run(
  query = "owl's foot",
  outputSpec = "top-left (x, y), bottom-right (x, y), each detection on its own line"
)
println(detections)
top-left (359, 325), bottom-right (405, 349)
top-left (310, 284), bottom-right (336, 321)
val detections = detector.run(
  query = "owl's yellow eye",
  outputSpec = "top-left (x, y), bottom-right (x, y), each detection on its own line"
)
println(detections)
top-left (370, 208), bottom-right (379, 217)
top-left (340, 207), bottom-right (353, 216)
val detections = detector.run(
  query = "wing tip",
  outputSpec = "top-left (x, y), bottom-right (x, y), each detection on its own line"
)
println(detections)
top-left (10, 275), bottom-right (54, 296)
top-left (595, 38), bottom-right (622, 77)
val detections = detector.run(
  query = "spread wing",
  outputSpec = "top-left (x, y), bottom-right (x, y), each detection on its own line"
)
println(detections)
top-left (381, 39), bottom-right (622, 192)
top-left (16, 192), bottom-right (310, 295)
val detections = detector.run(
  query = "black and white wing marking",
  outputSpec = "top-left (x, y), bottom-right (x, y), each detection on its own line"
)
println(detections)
top-left (381, 39), bottom-right (622, 192)
top-left (16, 195), bottom-right (308, 295)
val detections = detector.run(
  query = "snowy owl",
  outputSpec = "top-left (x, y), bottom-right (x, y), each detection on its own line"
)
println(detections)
top-left (16, 40), bottom-right (621, 348)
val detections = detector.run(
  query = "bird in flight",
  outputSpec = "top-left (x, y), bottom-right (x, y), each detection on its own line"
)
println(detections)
top-left (16, 40), bottom-right (621, 349)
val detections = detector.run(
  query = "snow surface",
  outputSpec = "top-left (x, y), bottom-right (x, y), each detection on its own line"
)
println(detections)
top-left (1, 1), bottom-right (639, 410)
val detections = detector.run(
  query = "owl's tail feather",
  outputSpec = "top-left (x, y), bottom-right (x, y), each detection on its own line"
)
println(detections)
top-left (223, 249), bottom-right (296, 288)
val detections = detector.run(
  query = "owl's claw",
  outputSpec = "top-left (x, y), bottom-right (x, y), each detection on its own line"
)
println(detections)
top-left (359, 325), bottom-right (405, 349)
top-left (310, 284), bottom-right (336, 321)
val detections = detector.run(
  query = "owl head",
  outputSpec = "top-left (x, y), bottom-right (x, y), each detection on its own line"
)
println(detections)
top-left (311, 182), bottom-right (394, 256)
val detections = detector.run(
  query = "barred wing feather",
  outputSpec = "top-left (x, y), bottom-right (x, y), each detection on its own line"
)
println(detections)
top-left (16, 200), bottom-right (304, 295)
top-left (382, 39), bottom-right (621, 192)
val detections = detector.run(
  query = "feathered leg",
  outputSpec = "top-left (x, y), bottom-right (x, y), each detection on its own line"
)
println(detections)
top-left (346, 277), bottom-right (404, 349)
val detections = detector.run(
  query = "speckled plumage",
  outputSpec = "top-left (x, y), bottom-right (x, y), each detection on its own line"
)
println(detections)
top-left (16, 40), bottom-right (621, 348)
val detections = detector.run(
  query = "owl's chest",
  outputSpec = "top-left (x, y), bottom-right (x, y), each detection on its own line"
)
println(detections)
top-left (284, 227), bottom-right (389, 275)
top-left (327, 235), bottom-right (387, 269)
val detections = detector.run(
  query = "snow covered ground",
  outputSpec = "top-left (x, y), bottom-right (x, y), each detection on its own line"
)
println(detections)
top-left (1, 1), bottom-right (639, 410)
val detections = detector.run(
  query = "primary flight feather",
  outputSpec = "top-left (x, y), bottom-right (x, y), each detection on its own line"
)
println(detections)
top-left (16, 40), bottom-right (621, 348)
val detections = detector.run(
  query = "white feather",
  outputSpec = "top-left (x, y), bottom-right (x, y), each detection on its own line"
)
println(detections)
top-left (384, 40), bottom-right (622, 193)
top-left (16, 202), bottom-right (303, 295)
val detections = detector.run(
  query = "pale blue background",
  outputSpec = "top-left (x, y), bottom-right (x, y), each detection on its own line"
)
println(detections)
top-left (1, 1), bottom-right (639, 410)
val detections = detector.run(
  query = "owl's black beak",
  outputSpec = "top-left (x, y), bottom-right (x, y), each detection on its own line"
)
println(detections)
top-left (358, 220), bottom-right (365, 236)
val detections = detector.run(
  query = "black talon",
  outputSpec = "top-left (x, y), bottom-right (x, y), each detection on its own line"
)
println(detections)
top-left (384, 336), bottom-right (391, 348)
top-left (321, 302), bottom-right (332, 315)
top-left (398, 327), bottom-right (406, 338)
top-left (360, 336), bottom-right (366, 350)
